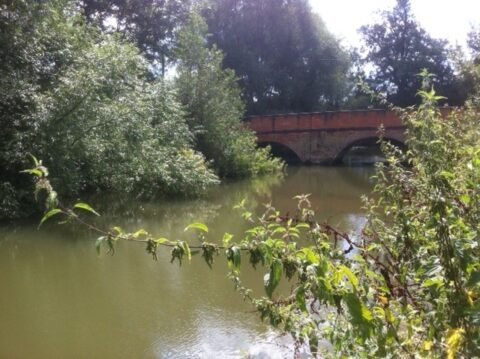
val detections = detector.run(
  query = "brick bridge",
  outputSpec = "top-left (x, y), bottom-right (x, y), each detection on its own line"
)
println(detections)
top-left (245, 109), bottom-right (405, 164)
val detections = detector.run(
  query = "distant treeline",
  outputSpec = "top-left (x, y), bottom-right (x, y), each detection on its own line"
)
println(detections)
top-left (55, 0), bottom-right (480, 112)
top-left (81, 0), bottom-right (479, 113)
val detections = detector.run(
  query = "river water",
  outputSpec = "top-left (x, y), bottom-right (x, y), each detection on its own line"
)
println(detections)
top-left (0, 166), bottom-right (375, 358)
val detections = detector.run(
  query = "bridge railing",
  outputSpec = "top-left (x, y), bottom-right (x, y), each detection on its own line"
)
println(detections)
top-left (244, 108), bottom-right (452, 134)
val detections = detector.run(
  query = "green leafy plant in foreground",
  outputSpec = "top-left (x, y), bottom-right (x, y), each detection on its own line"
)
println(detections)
top-left (26, 89), bottom-right (479, 357)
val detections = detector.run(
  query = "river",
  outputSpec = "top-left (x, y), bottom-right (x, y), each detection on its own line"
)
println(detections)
top-left (0, 166), bottom-right (375, 358)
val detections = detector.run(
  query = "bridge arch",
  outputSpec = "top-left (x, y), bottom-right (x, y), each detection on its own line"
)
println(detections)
top-left (258, 141), bottom-right (302, 164)
top-left (334, 137), bottom-right (405, 165)
top-left (248, 110), bottom-right (408, 164)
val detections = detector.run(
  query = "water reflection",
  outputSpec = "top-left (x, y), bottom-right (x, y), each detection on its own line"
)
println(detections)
top-left (0, 167), bottom-right (375, 358)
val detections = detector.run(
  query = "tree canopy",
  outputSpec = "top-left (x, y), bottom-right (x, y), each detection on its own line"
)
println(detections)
top-left (459, 28), bottom-right (480, 105)
top-left (174, 12), bottom-right (281, 177)
top-left (203, 0), bottom-right (350, 115)
top-left (0, 0), bottom-right (280, 220)
top-left (78, 0), bottom-right (192, 75)
top-left (467, 27), bottom-right (480, 59)
top-left (360, 0), bottom-right (464, 106)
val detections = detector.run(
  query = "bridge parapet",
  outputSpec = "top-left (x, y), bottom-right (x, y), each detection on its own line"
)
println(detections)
top-left (246, 109), bottom-right (408, 164)
top-left (246, 109), bottom-right (403, 134)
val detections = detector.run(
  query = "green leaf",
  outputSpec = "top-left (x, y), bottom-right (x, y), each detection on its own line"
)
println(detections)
top-left (96, 236), bottom-right (106, 255)
top-left (184, 222), bottom-right (209, 233)
top-left (345, 293), bottom-right (373, 324)
top-left (233, 199), bottom-right (246, 210)
top-left (180, 241), bottom-right (192, 261)
top-left (133, 229), bottom-right (148, 238)
top-left (264, 259), bottom-right (282, 298)
top-left (154, 237), bottom-right (168, 245)
top-left (460, 194), bottom-right (471, 206)
top-left (21, 168), bottom-right (43, 177)
top-left (73, 202), bottom-right (100, 216)
top-left (29, 154), bottom-right (39, 167)
top-left (227, 246), bottom-right (241, 270)
top-left (467, 271), bottom-right (480, 287)
top-left (309, 333), bottom-right (318, 356)
top-left (242, 211), bottom-right (253, 220)
top-left (351, 254), bottom-right (366, 264)
top-left (222, 232), bottom-right (233, 246)
top-left (339, 265), bottom-right (359, 290)
top-left (301, 247), bottom-right (319, 264)
top-left (440, 171), bottom-right (455, 179)
top-left (38, 208), bottom-right (63, 228)
top-left (296, 286), bottom-right (307, 312)
top-left (422, 277), bottom-right (444, 288)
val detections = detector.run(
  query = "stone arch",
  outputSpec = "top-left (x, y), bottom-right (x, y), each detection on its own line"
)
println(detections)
top-left (258, 141), bottom-right (302, 164)
top-left (333, 137), bottom-right (405, 165)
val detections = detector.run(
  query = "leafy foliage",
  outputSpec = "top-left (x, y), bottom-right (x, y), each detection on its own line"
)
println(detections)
top-left (467, 27), bottom-right (480, 59)
top-left (203, 0), bottom-right (350, 115)
top-left (174, 12), bottom-right (283, 178)
top-left (359, 0), bottom-right (465, 107)
top-left (455, 28), bottom-right (480, 106)
top-left (0, 0), bottom-right (219, 219)
top-left (78, 0), bottom-right (192, 75)
top-left (28, 77), bottom-right (480, 357)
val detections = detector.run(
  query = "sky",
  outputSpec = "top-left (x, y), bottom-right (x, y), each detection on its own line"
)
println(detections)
top-left (310, 0), bottom-right (480, 50)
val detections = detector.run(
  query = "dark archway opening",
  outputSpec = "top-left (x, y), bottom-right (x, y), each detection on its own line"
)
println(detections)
top-left (335, 138), bottom-right (405, 166)
top-left (259, 142), bottom-right (302, 165)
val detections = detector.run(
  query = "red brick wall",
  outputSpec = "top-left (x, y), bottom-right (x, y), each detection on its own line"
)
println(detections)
top-left (246, 109), bottom-right (411, 164)
top-left (247, 109), bottom-right (403, 134)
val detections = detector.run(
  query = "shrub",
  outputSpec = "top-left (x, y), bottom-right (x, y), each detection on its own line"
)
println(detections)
top-left (0, 1), bottom-right (218, 219)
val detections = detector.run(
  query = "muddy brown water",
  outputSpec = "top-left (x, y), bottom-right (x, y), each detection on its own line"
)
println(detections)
top-left (0, 166), bottom-right (375, 358)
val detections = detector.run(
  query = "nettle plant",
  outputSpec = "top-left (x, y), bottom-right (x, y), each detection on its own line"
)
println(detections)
top-left (26, 89), bottom-right (479, 358)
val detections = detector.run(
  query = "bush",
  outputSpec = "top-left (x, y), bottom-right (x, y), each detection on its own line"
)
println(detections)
top-left (0, 1), bottom-right (219, 219)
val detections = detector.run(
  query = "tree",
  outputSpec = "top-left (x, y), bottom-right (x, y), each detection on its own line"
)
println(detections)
top-left (451, 27), bottom-right (480, 106)
top-left (174, 12), bottom-right (282, 178)
top-left (203, 0), bottom-right (350, 115)
top-left (0, 0), bottom-right (218, 219)
top-left (467, 27), bottom-right (480, 60)
top-left (360, 0), bottom-right (464, 106)
top-left (78, 0), bottom-right (192, 75)
top-left (467, 28), bottom-right (480, 102)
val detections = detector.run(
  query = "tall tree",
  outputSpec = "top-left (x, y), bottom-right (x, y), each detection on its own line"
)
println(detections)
top-left (460, 27), bottom-right (480, 103)
top-left (360, 0), bottom-right (463, 106)
top-left (78, 0), bottom-right (191, 75)
top-left (467, 27), bottom-right (480, 62)
top-left (174, 12), bottom-right (281, 177)
top-left (203, 0), bottom-right (350, 115)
